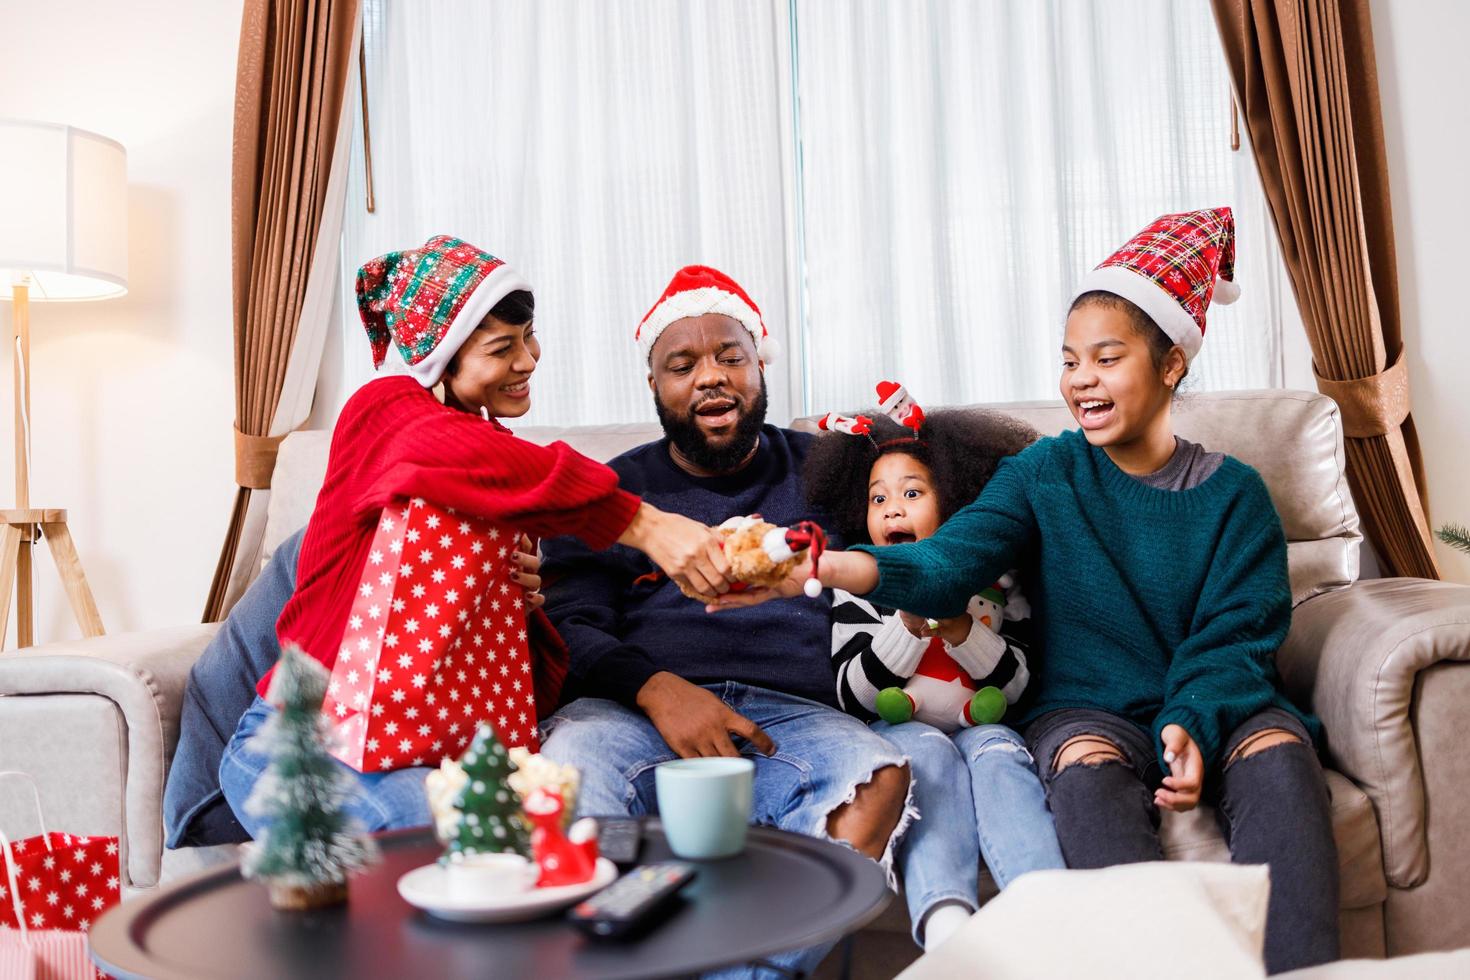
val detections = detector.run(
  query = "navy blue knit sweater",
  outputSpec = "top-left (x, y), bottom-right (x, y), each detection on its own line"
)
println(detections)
top-left (542, 426), bottom-right (843, 708)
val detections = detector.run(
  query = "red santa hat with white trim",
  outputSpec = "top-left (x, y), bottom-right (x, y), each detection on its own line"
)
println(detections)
top-left (636, 265), bottom-right (778, 364)
top-left (1072, 207), bottom-right (1240, 364)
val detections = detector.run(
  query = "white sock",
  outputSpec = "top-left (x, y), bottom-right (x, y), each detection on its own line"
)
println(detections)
top-left (921, 901), bottom-right (973, 950)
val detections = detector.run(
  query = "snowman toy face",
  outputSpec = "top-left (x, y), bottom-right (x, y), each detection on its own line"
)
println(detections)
top-left (967, 590), bottom-right (1006, 633)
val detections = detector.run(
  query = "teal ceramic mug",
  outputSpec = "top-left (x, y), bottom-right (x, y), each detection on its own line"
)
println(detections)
top-left (654, 757), bottom-right (755, 859)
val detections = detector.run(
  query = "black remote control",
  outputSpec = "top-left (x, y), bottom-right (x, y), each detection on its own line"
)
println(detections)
top-left (568, 862), bottom-right (697, 940)
top-left (596, 817), bottom-right (643, 866)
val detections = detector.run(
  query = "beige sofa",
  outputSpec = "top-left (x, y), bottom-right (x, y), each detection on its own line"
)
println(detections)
top-left (2, 390), bottom-right (1468, 971)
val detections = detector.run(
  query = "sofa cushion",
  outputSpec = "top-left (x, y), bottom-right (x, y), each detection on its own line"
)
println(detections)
top-left (264, 431), bottom-right (330, 568)
top-left (899, 862), bottom-right (1272, 979)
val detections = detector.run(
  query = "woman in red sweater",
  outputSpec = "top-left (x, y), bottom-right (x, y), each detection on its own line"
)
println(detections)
top-left (219, 235), bottom-right (729, 835)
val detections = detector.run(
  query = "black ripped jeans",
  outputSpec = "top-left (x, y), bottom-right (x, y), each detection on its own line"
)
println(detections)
top-left (1025, 707), bottom-right (1339, 975)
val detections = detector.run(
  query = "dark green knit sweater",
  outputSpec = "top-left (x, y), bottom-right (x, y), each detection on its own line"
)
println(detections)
top-left (852, 428), bottom-right (1319, 769)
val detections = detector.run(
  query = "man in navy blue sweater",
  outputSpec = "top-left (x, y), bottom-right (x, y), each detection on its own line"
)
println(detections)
top-left (540, 268), bottom-right (911, 900)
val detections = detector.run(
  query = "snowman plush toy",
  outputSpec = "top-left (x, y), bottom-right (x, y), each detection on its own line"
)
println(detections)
top-left (873, 577), bottom-right (1024, 731)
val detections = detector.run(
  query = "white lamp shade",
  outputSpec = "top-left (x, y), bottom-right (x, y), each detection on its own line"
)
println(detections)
top-left (0, 119), bottom-right (128, 301)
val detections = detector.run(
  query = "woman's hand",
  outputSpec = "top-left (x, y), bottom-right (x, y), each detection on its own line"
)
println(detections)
top-left (511, 534), bottom-right (544, 608)
top-left (618, 503), bottom-right (731, 600)
top-left (1156, 724), bottom-right (1204, 812)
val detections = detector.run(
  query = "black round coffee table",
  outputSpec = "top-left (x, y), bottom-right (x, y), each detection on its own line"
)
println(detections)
top-left (90, 821), bottom-right (890, 979)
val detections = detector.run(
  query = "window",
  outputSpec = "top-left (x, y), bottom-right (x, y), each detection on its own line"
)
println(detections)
top-left (331, 0), bottom-right (1293, 426)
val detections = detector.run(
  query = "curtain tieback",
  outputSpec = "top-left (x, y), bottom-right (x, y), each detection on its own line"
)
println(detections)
top-left (234, 426), bottom-right (287, 489)
top-left (1314, 351), bottom-right (1410, 439)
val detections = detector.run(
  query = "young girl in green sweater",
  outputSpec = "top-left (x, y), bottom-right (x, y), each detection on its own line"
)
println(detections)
top-left (713, 208), bottom-right (1339, 974)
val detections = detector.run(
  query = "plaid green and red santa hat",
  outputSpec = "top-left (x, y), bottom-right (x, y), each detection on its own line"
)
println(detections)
top-left (1073, 207), bottom-right (1239, 364)
top-left (355, 235), bottom-right (532, 387)
top-left (636, 265), bottom-right (777, 363)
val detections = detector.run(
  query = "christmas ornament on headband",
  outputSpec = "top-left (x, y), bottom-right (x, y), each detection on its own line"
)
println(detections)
top-left (818, 412), bottom-right (876, 445)
top-left (876, 381), bottom-right (925, 439)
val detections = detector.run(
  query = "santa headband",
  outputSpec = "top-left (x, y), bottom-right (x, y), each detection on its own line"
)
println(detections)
top-left (1071, 207), bottom-right (1239, 364)
top-left (636, 265), bottom-right (778, 364)
top-left (817, 380), bottom-right (927, 446)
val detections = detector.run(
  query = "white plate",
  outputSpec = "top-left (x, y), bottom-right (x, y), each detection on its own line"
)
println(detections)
top-left (397, 857), bottom-right (618, 923)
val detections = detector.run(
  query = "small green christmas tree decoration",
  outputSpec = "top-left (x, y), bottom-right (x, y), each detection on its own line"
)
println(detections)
top-left (241, 645), bottom-right (379, 909)
top-left (444, 722), bottom-right (531, 863)
top-left (1438, 523), bottom-right (1470, 557)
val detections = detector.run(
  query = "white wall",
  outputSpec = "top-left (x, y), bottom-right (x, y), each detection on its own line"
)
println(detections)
top-left (0, 0), bottom-right (245, 644)
top-left (1372, 0), bottom-right (1470, 585)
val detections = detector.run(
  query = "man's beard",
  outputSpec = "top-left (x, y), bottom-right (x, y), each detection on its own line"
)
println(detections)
top-left (655, 375), bottom-right (769, 474)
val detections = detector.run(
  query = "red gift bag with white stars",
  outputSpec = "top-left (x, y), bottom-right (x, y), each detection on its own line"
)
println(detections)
top-left (1, 773), bottom-right (121, 980)
top-left (322, 497), bottom-right (540, 773)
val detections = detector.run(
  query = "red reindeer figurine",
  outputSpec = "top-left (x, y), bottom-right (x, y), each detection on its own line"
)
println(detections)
top-left (523, 787), bottom-right (600, 887)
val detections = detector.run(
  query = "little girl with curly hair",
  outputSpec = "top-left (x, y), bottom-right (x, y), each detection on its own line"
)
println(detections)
top-left (803, 407), bottom-right (1065, 951)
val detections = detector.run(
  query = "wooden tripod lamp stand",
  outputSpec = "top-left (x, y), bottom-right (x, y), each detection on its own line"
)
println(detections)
top-left (0, 120), bottom-right (128, 649)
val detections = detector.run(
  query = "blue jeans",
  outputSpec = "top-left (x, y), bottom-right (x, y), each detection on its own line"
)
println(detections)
top-left (219, 695), bottom-right (434, 836)
top-left (540, 684), bottom-right (913, 978)
top-left (873, 721), bottom-right (1065, 944)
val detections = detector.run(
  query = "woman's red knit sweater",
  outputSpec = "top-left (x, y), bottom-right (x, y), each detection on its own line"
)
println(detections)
top-left (264, 375), bottom-right (641, 708)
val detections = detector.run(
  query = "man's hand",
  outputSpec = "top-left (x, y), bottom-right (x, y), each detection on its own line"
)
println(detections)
top-left (1155, 724), bottom-right (1204, 812)
top-left (511, 534), bottom-right (544, 608)
top-left (618, 503), bottom-right (732, 600)
top-left (703, 552), bottom-right (813, 611)
top-left (636, 672), bottom-right (776, 758)
top-left (707, 548), bottom-right (884, 613)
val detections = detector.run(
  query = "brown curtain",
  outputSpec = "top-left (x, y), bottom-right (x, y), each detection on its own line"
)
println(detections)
top-left (1211, 0), bottom-right (1439, 579)
top-left (204, 0), bottom-right (361, 621)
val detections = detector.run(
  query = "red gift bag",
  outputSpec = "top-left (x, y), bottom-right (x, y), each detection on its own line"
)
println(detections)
top-left (323, 497), bottom-right (540, 772)
top-left (1, 772), bottom-right (120, 980)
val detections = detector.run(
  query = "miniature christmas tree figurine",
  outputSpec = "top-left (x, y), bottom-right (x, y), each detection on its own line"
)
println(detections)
top-left (241, 645), bottom-right (379, 910)
top-left (445, 722), bottom-right (532, 863)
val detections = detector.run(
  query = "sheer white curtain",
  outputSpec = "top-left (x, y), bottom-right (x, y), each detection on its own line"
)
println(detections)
top-left (794, 0), bottom-right (1290, 413)
top-left (330, 0), bottom-right (1294, 427)
top-left (334, 0), bottom-right (793, 427)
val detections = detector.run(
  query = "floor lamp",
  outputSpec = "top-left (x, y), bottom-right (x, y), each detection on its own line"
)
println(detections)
top-left (0, 119), bottom-right (128, 648)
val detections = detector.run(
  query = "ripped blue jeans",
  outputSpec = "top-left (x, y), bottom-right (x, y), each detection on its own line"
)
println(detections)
top-left (872, 721), bottom-right (1065, 944)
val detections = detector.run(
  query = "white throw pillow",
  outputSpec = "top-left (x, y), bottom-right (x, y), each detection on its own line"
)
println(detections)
top-left (899, 862), bottom-right (1270, 980)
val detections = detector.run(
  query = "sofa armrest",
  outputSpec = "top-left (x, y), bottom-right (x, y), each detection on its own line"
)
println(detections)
top-left (0, 624), bottom-right (220, 886)
top-left (1276, 579), bottom-right (1470, 888)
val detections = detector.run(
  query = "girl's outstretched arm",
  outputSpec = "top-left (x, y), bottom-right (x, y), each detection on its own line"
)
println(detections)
top-left (709, 448), bottom-right (1040, 615)
top-left (848, 452), bottom-right (1039, 617)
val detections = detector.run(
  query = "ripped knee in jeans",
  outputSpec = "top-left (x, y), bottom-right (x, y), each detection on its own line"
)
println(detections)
top-left (1225, 727), bottom-right (1303, 768)
top-left (825, 762), bottom-right (912, 864)
top-left (1052, 734), bottom-right (1127, 773)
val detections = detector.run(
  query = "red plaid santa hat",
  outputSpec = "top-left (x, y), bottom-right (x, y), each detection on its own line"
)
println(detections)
top-left (356, 235), bottom-right (532, 387)
top-left (1073, 207), bottom-right (1239, 364)
top-left (636, 265), bottom-right (778, 364)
